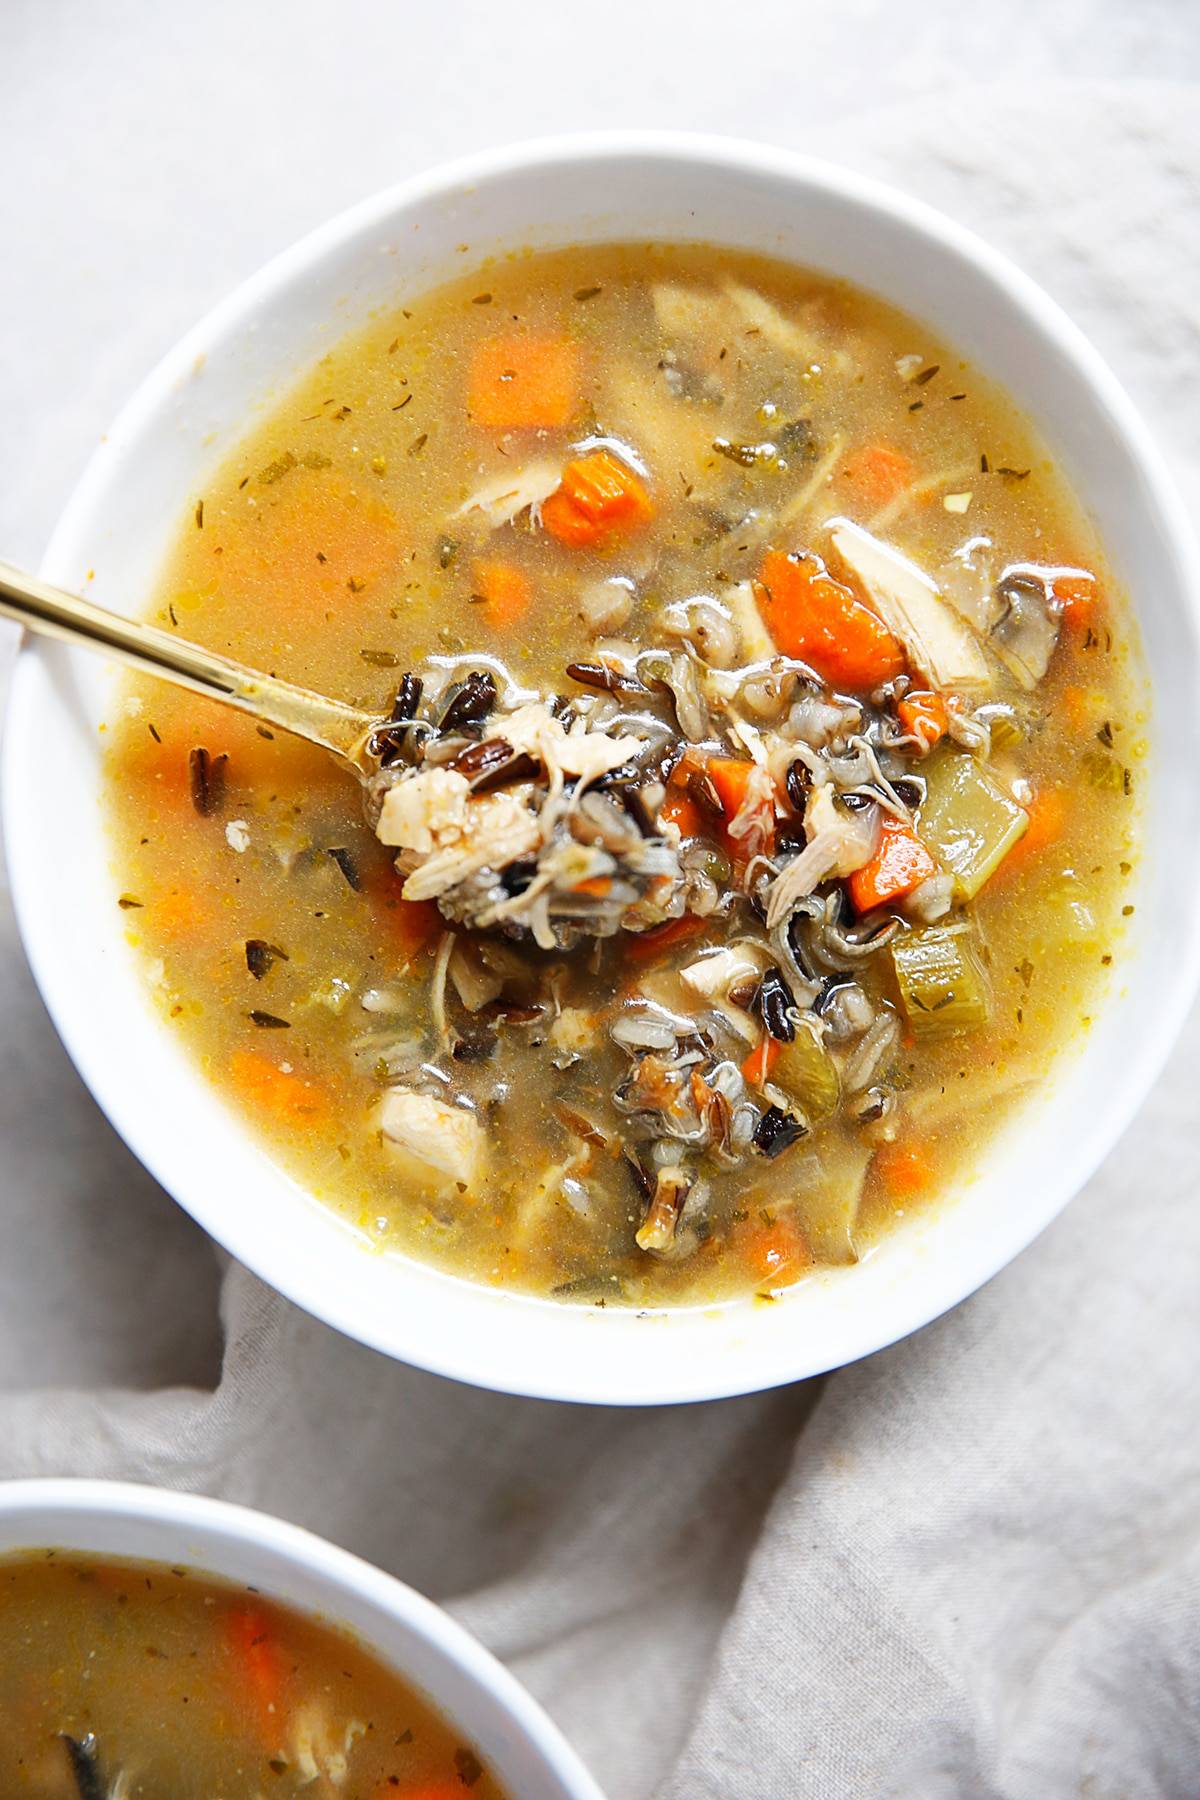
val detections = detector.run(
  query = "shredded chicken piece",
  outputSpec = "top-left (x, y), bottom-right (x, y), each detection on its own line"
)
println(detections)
top-left (454, 458), bottom-right (561, 529)
top-left (511, 1140), bottom-right (594, 1246)
top-left (723, 578), bottom-right (777, 663)
top-left (721, 279), bottom-right (822, 362)
top-left (680, 943), bottom-right (769, 1042)
top-left (380, 1089), bottom-right (484, 1186)
top-left (578, 576), bottom-right (635, 635)
top-left (376, 767), bottom-right (470, 855)
top-left (448, 941), bottom-right (503, 1012)
top-left (724, 762), bottom-right (778, 869)
top-left (904, 873), bottom-right (954, 923)
top-left (776, 432), bottom-right (846, 533)
top-left (830, 518), bottom-right (992, 693)
top-left (635, 1164), bottom-right (692, 1253)
top-left (765, 784), bottom-right (878, 928)
top-left (725, 718), bottom-right (770, 766)
top-left (499, 702), bottom-right (634, 784)
top-left (652, 282), bottom-right (717, 344)
top-left (549, 1006), bottom-right (599, 1059)
top-left (604, 361), bottom-right (723, 494)
top-left (289, 1703), bottom-right (367, 1791)
top-left (399, 790), bottom-right (542, 902)
top-left (867, 460), bottom-right (980, 532)
top-left (429, 929), bottom-right (456, 1049)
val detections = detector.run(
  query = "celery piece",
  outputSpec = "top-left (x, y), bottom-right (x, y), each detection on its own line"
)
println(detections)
top-left (890, 923), bottom-right (990, 1039)
top-left (773, 1022), bottom-right (841, 1122)
top-left (1034, 872), bottom-right (1099, 953)
top-left (1080, 750), bottom-right (1126, 794)
top-left (787, 1138), bottom-right (873, 1265)
top-left (918, 752), bottom-right (1028, 898)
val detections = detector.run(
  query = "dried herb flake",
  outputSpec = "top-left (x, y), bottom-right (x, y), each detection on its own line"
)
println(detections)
top-left (327, 847), bottom-right (362, 891)
top-left (188, 747), bottom-right (228, 817)
top-left (454, 1747), bottom-right (484, 1788)
top-left (258, 450), bottom-right (297, 485)
top-left (245, 939), bottom-right (288, 980)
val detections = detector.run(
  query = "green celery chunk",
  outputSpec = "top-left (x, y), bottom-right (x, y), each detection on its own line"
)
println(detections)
top-left (918, 752), bottom-right (1028, 898)
top-left (890, 923), bottom-right (990, 1039)
top-left (787, 1138), bottom-right (873, 1265)
top-left (773, 1022), bottom-right (841, 1121)
top-left (1033, 872), bottom-right (1099, 952)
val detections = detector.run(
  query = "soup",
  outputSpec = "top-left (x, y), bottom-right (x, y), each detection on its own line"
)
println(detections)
top-left (0, 1550), bottom-right (507, 1797)
top-left (103, 244), bottom-right (1145, 1305)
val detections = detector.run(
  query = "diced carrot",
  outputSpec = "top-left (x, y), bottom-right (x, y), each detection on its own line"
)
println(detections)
top-left (741, 1035), bottom-right (781, 1087)
top-left (755, 550), bottom-right (905, 691)
top-left (706, 755), bottom-right (776, 860)
top-left (116, 735), bottom-right (199, 814)
top-left (842, 442), bottom-right (918, 507)
top-left (874, 1141), bottom-right (936, 1197)
top-left (471, 557), bottom-right (532, 628)
top-left (373, 892), bottom-right (442, 964)
top-left (574, 876), bottom-right (613, 897)
top-left (374, 1785), bottom-right (464, 1800)
top-left (229, 1050), bottom-right (327, 1124)
top-left (541, 450), bottom-right (654, 549)
top-left (151, 886), bottom-right (208, 939)
top-left (1053, 572), bottom-right (1097, 633)
top-left (226, 1607), bottom-right (286, 1744)
top-left (897, 690), bottom-right (948, 753)
top-left (1060, 682), bottom-right (1091, 735)
top-left (120, 696), bottom-right (352, 811)
top-left (659, 789), bottom-right (705, 838)
top-left (705, 756), bottom-right (754, 820)
top-left (995, 786), bottom-right (1069, 875)
top-left (468, 334), bottom-right (579, 431)
top-left (739, 1213), bottom-right (813, 1287)
top-left (847, 817), bottom-right (938, 913)
top-left (624, 914), bottom-right (707, 963)
top-left (224, 469), bottom-right (403, 628)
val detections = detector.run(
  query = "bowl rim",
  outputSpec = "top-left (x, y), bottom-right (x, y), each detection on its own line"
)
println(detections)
top-left (0, 1475), bottom-right (605, 1797)
top-left (5, 130), bottom-right (1200, 1405)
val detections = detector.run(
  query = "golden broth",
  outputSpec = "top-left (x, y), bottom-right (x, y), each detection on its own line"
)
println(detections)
top-left (0, 1551), bottom-right (507, 1798)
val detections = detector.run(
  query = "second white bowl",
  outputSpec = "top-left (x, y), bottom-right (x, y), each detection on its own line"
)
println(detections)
top-left (0, 1478), bottom-right (603, 1797)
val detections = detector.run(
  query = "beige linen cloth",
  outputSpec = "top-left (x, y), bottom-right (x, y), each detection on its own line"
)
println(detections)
top-left (1, 77), bottom-right (1199, 1799)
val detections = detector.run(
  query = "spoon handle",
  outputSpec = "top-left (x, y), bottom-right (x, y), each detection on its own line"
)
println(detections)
top-left (0, 559), bottom-right (377, 768)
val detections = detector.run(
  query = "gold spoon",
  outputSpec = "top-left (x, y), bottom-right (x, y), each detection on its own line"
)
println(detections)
top-left (0, 558), bottom-right (383, 775)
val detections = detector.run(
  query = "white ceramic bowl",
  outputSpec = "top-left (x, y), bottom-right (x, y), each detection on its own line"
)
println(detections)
top-left (0, 1477), bottom-right (603, 1797)
top-left (5, 135), bottom-right (1199, 1405)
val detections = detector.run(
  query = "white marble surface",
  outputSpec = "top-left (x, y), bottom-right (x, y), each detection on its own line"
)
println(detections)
top-left (3, 8), bottom-right (1200, 1796)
